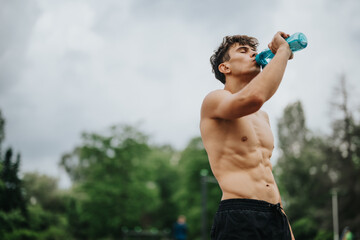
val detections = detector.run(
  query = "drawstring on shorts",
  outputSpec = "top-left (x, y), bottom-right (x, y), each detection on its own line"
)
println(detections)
top-left (269, 203), bottom-right (291, 240)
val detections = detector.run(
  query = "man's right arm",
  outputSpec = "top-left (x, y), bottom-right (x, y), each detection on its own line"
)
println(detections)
top-left (250, 32), bottom-right (293, 103)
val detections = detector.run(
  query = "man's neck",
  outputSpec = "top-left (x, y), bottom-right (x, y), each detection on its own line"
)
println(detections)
top-left (224, 73), bottom-right (257, 93)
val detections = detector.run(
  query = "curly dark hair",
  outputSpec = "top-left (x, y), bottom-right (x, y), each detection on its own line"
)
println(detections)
top-left (210, 35), bottom-right (259, 84)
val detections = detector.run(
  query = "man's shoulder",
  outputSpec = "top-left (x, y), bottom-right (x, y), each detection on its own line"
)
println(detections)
top-left (201, 89), bottom-right (228, 121)
top-left (202, 89), bottom-right (231, 104)
top-left (201, 89), bottom-right (229, 116)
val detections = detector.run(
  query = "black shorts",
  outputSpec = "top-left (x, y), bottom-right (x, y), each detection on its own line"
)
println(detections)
top-left (211, 199), bottom-right (292, 240)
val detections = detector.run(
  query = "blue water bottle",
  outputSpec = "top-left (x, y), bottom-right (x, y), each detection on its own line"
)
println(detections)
top-left (255, 32), bottom-right (308, 68)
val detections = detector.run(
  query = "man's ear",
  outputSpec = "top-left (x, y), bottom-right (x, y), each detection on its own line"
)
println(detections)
top-left (219, 62), bottom-right (231, 74)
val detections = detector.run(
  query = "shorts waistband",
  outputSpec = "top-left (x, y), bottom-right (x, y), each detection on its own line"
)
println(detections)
top-left (218, 198), bottom-right (283, 212)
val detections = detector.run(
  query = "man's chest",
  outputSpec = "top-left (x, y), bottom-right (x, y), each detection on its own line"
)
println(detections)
top-left (231, 113), bottom-right (274, 149)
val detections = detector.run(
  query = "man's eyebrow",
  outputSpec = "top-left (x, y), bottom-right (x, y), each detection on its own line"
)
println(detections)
top-left (237, 46), bottom-right (255, 51)
top-left (236, 46), bottom-right (256, 51)
top-left (237, 46), bottom-right (248, 50)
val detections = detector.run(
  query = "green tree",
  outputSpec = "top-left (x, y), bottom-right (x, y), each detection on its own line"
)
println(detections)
top-left (60, 125), bottom-right (162, 239)
top-left (0, 109), bottom-right (4, 202)
top-left (325, 75), bottom-right (360, 236)
top-left (0, 109), bottom-right (71, 240)
top-left (0, 110), bottom-right (38, 239)
top-left (22, 172), bottom-right (65, 212)
top-left (174, 137), bottom-right (222, 240)
top-left (275, 76), bottom-right (360, 239)
top-left (143, 145), bottom-right (180, 230)
top-left (0, 110), bottom-right (4, 151)
top-left (21, 172), bottom-right (71, 240)
top-left (0, 149), bottom-right (27, 216)
top-left (0, 110), bottom-right (26, 216)
top-left (275, 101), bottom-right (333, 240)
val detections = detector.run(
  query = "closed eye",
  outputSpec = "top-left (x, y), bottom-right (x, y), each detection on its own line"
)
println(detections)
top-left (237, 47), bottom-right (248, 53)
top-left (237, 46), bottom-right (256, 54)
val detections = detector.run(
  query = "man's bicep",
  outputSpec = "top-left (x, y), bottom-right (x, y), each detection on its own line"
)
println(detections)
top-left (202, 90), bottom-right (255, 120)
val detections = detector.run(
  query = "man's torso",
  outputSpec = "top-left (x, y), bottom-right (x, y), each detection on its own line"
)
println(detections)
top-left (200, 108), bottom-right (281, 204)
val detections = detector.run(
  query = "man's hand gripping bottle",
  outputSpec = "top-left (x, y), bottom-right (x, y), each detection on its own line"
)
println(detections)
top-left (255, 32), bottom-right (308, 68)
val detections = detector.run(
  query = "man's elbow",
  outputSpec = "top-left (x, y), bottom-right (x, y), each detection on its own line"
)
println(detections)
top-left (234, 95), bottom-right (264, 117)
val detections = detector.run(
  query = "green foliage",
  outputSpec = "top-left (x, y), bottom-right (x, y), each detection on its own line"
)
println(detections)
top-left (275, 101), bottom-right (335, 237)
top-left (144, 145), bottom-right (180, 229)
top-left (0, 170), bottom-right (70, 240)
top-left (174, 137), bottom-right (222, 240)
top-left (4, 229), bottom-right (39, 240)
top-left (291, 217), bottom-right (318, 240)
top-left (60, 125), bottom-right (171, 239)
top-left (314, 230), bottom-right (333, 240)
top-left (0, 145), bottom-right (29, 238)
top-left (0, 109), bottom-right (4, 149)
top-left (27, 204), bottom-right (70, 240)
top-left (277, 101), bottom-right (307, 157)
top-left (0, 111), bottom-right (4, 211)
top-left (324, 76), bottom-right (360, 234)
top-left (0, 162), bottom-right (3, 192)
top-left (27, 205), bottom-right (59, 231)
top-left (0, 148), bottom-right (27, 216)
top-left (275, 78), bottom-right (360, 238)
top-left (0, 110), bottom-right (70, 239)
top-left (39, 225), bottom-right (71, 240)
top-left (59, 128), bottom-right (221, 239)
top-left (0, 209), bottom-right (27, 237)
top-left (22, 172), bottom-right (65, 212)
top-left (0, 111), bottom-right (28, 238)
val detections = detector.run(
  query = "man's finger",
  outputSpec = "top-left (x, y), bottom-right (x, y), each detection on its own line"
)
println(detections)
top-left (279, 32), bottom-right (290, 39)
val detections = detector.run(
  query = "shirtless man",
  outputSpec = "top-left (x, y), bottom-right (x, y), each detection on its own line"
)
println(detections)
top-left (200, 32), bottom-right (295, 239)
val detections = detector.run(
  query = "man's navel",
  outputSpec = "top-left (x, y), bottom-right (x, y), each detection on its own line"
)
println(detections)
top-left (241, 136), bottom-right (248, 142)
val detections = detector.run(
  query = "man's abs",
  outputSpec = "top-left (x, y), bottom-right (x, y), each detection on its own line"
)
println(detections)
top-left (200, 111), bottom-right (281, 204)
top-left (214, 159), bottom-right (281, 204)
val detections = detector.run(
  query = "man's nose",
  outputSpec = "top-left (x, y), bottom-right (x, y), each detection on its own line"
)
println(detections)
top-left (251, 52), bottom-right (257, 58)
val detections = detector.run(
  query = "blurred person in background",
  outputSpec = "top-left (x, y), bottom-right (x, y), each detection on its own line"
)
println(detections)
top-left (341, 227), bottom-right (354, 240)
top-left (173, 215), bottom-right (187, 240)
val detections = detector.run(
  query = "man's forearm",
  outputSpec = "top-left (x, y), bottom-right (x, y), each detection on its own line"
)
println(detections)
top-left (247, 46), bottom-right (292, 103)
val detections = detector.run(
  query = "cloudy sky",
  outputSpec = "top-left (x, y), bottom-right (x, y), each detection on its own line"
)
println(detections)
top-left (1, 0), bottom-right (360, 188)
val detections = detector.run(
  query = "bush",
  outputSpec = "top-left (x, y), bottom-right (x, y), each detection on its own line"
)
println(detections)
top-left (4, 229), bottom-right (39, 240)
top-left (292, 217), bottom-right (318, 239)
top-left (314, 230), bottom-right (333, 240)
top-left (39, 225), bottom-right (72, 240)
